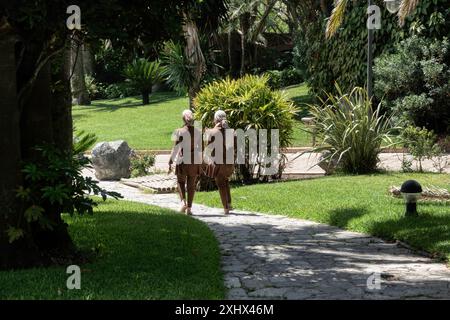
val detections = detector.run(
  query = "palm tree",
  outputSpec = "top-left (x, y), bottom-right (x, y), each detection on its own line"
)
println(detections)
top-left (124, 59), bottom-right (165, 105)
top-left (326, 0), bottom-right (421, 38)
top-left (224, 0), bottom-right (279, 76)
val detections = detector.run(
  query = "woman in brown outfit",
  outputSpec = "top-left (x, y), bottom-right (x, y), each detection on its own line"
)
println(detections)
top-left (168, 110), bottom-right (202, 215)
top-left (205, 110), bottom-right (235, 214)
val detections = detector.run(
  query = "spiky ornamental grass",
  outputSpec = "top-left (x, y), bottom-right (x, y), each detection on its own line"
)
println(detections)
top-left (306, 86), bottom-right (399, 174)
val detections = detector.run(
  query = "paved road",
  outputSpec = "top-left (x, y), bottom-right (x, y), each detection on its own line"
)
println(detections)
top-left (96, 180), bottom-right (450, 300)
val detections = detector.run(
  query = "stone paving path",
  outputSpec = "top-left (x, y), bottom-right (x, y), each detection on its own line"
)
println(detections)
top-left (95, 179), bottom-right (450, 300)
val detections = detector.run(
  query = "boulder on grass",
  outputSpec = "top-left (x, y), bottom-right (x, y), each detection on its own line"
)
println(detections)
top-left (92, 140), bottom-right (132, 180)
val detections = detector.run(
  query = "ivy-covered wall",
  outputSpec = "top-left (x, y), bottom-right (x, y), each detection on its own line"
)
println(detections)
top-left (295, 0), bottom-right (450, 98)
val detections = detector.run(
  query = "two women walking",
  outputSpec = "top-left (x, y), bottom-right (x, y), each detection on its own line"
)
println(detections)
top-left (169, 110), bottom-right (234, 215)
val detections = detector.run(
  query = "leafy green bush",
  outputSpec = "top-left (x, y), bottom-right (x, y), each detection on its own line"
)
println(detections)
top-left (94, 44), bottom-right (129, 84)
top-left (10, 132), bottom-right (121, 243)
top-left (124, 58), bottom-right (165, 105)
top-left (85, 75), bottom-right (106, 100)
top-left (401, 126), bottom-right (442, 172)
top-left (265, 70), bottom-right (282, 89)
top-left (307, 86), bottom-right (398, 174)
top-left (374, 36), bottom-right (450, 134)
top-left (265, 68), bottom-right (304, 89)
top-left (130, 153), bottom-right (155, 178)
top-left (194, 75), bottom-right (297, 182)
top-left (295, 0), bottom-right (449, 98)
top-left (103, 82), bottom-right (139, 99)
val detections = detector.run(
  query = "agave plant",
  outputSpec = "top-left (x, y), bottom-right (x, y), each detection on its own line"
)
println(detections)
top-left (306, 85), bottom-right (399, 174)
top-left (124, 58), bottom-right (165, 105)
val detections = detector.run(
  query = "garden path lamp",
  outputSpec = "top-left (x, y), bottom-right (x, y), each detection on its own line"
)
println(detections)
top-left (384, 0), bottom-right (402, 13)
top-left (400, 180), bottom-right (423, 217)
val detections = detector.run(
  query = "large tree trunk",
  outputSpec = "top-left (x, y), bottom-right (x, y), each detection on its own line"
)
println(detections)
top-left (52, 48), bottom-right (73, 153)
top-left (82, 43), bottom-right (94, 77)
top-left (70, 38), bottom-right (90, 106)
top-left (0, 35), bottom-right (41, 269)
top-left (21, 60), bottom-right (75, 256)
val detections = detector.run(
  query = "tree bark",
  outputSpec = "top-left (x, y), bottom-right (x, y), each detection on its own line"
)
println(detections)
top-left (0, 35), bottom-right (41, 269)
top-left (70, 38), bottom-right (90, 106)
top-left (52, 48), bottom-right (73, 153)
top-left (82, 43), bottom-right (94, 77)
top-left (142, 89), bottom-right (150, 105)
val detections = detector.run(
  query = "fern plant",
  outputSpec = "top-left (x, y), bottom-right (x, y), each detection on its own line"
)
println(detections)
top-left (124, 58), bottom-right (165, 105)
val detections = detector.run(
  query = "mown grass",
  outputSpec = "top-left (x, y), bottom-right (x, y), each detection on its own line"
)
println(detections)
top-left (0, 200), bottom-right (224, 300)
top-left (72, 83), bottom-right (313, 150)
top-left (196, 173), bottom-right (450, 261)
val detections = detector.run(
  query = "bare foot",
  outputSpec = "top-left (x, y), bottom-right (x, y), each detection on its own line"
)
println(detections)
top-left (186, 207), bottom-right (193, 216)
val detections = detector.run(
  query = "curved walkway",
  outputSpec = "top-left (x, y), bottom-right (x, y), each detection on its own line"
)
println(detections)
top-left (98, 181), bottom-right (450, 299)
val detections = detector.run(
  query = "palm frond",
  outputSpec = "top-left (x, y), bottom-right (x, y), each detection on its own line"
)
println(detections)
top-left (325, 0), bottom-right (349, 39)
top-left (398, 0), bottom-right (420, 26)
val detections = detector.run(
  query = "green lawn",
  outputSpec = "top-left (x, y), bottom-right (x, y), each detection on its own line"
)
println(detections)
top-left (0, 200), bottom-right (224, 300)
top-left (196, 173), bottom-right (450, 261)
top-left (73, 83), bottom-right (313, 150)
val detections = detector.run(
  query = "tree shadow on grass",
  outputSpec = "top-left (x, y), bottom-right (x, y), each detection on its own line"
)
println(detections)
top-left (365, 205), bottom-right (450, 260)
top-left (201, 214), bottom-right (450, 299)
top-left (77, 91), bottom-right (184, 113)
top-left (327, 206), bottom-right (370, 229)
top-left (66, 208), bottom-right (224, 299)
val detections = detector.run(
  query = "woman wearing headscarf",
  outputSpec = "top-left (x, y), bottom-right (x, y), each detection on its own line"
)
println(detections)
top-left (205, 110), bottom-right (235, 214)
top-left (168, 110), bottom-right (202, 215)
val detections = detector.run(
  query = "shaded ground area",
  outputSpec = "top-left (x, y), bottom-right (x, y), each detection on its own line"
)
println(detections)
top-left (0, 200), bottom-right (224, 299)
top-left (96, 180), bottom-right (450, 300)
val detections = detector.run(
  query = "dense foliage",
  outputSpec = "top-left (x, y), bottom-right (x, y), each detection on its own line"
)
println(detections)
top-left (374, 36), bottom-right (450, 134)
top-left (9, 132), bottom-right (121, 243)
top-left (307, 86), bottom-right (397, 174)
top-left (294, 0), bottom-right (449, 98)
top-left (194, 75), bottom-right (297, 182)
top-left (264, 67), bottom-right (305, 89)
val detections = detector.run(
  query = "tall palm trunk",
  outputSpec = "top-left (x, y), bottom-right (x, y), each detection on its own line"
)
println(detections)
top-left (183, 16), bottom-right (206, 110)
top-left (70, 37), bottom-right (90, 105)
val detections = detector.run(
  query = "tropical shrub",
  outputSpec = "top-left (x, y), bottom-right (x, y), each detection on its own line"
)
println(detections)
top-left (374, 36), bottom-right (450, 134)
top-left (124, 58), bottom-right (165, 105)
top-left (306, 86), bottom-right (398, 174)
top-left (265, 68), bottom-right (304, 89)
top-left (103, 82), bottom-right (139, 99)
top-left (85, 75), bottom-right (107, 100)
top-left (130, 153), bottom-right (155, 178)
top-left (401, 126), bottom-right (442, 172)
top-left (194, 75), bottom-right (297, 182)
top-left (94, 44), bottom-right (129, 84)
top-left (160, 41), bottom-right (193, 95)
top-left (10, 132), bottom-right (121, 243)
